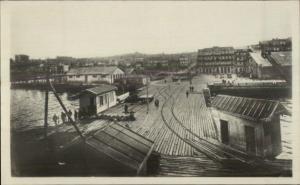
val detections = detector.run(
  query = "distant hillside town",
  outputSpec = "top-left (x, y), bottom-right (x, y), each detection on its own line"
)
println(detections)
top-left (10, 37), bottom-right (291, 84)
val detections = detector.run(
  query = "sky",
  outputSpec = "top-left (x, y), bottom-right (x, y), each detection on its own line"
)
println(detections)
top-left (2, 1), bottom-right (298, 59)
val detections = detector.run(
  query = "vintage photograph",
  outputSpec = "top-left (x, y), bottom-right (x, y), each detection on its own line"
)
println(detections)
top-left (1, 0), bottom-right (299, 181)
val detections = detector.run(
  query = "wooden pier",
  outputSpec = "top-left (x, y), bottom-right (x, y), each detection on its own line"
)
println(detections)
top-left (12, 76), bottom-right (292, 176)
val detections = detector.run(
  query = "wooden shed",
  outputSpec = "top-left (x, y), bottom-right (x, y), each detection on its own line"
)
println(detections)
top-left (59, 123), bottom-right (158, 176)
top-left (211, 94), bottom-right (290, 158)
top-left (79, 85), bottom-right (117, 115)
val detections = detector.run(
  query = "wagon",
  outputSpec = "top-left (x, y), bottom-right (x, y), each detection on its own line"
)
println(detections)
top-left (138, 94), bottom-right (154, 103)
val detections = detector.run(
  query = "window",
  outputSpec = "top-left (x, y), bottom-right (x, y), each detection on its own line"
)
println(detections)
top-left (92, 75), bottom-right (97, 78)
top-left (99, 96), bottom-right (104, 106)
top-left (69, 75), bottom-right (73, 78)
top-left (76, 75), bottom-right (80, 78)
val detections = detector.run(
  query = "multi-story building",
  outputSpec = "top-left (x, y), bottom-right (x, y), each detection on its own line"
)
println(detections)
top-left (234, 47), bottom-right (251, 76)
top-left (197, 47), bottom-right (236, 74)
top-left (15, 54), bottom-right (30, 63)
top-left (178, 56), bottom-right (190, 67)
top-left (259, 38), bottom-right (292, 58)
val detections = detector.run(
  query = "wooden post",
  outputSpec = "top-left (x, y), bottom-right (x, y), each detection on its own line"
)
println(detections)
top-left (146, 77), bottom-right (149, 114)
top-left (44, 65), bottom-right (49, 139)
top-left (49, 81), bottom-right (85, 141)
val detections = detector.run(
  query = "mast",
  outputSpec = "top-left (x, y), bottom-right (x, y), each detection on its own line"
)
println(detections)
top-left (146, 77), bottom-right (149, 114)
top-left (44, 62), bottom-right (49, 139)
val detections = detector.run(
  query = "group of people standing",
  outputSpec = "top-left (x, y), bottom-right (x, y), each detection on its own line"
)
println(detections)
top-left (186, 86), bottom-right (195, 98)
top-left (52, 109), bottom-right (79, 126)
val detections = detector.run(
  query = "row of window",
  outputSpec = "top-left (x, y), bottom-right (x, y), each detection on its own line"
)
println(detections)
top-left (198, 55), bottom-right (235, 61)
top-left (200, 66), bottom-right (249, 74)
top-left (200, 61), bottom-right (233, 66)
top-left (68, 74), bottom-right (121, 79)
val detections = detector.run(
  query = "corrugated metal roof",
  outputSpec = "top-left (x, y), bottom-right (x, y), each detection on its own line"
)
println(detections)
top-left (249, 52), bottom-right (272, 67)
top-left (270, 51), bottom-right (292, 66)
top-left (83, 85), bottom-right (117, 95)
top-left (211, 95), bottom-right (289, 122)
top-left (67, 66), bottom-right (122, 75)
top-left (86, 123), bottom-right (154, 171)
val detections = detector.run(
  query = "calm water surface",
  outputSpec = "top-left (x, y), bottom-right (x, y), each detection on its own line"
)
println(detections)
top-left (11, 89), bottom-right (79, 130)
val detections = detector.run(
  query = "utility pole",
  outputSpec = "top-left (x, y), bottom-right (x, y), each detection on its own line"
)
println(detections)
top-left (44, 62), bottom-right (49, 139)
top-left (146, 77), bottom-right (149, 114)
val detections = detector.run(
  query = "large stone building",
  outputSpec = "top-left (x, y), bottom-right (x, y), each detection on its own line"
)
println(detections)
top-left (15, 54), bottom-right (30, 63)
top-left (234, 47), bottom-right (251, 76)
top-left (197, 47), bottom-right (236, 74)
top-left (259, 38), bottom-right (292, 58)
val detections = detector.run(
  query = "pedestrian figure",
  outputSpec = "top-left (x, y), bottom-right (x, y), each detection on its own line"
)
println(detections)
top-left (68, 109), bottom-right (73, 122)
top-left (124, 104), bottom-right (128, 114)
top-left (154, 99), bottom-right (159, 108)
top-left (53, 114), bottom-right (59, 126)
top-left (186, 91), bottom-right (189, 98)
top-left (74, 110), bottom-right (78, 121)
top-left (61, 112), bottom-right (66, 123)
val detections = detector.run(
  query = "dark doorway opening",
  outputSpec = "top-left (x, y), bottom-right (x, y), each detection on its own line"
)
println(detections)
top-left (220, 120), bottom-right (229, 144)
top-left (90, 97), bottom-right (95, 106)
top-left (245, 126), bottom-right (256, 153)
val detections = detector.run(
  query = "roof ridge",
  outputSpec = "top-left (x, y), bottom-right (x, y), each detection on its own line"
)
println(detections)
top-left (216, 94), bottom-right (279, 104)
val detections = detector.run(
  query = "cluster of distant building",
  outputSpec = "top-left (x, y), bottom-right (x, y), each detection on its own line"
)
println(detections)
top-left (197, 38), bottom-right (292, 81)
top-left (11, 37), bottom-right (292, 83)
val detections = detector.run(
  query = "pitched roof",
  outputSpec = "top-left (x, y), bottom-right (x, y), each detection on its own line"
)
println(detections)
top-left (67, 66), bottom-right (122, 75)
top-left (211, 94), bottom-right (290, 122)
top-left (124, 68), bottom-right (135, 74)
top-left (270, 51), bottom-right (292, 66)
top-left (62, 123), bottom-right (155, 174)
top-left (249, 52), bottom-right (272, 67)
top-left (83, 84), bottom-right (117, 95)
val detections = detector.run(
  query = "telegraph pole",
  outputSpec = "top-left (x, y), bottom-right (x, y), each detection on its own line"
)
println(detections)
top-left (146, 77), bottom-right (149, 114)
top-left (44, 62), bottom-right (49, 139)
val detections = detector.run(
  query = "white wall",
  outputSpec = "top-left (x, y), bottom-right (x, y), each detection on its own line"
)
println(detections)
top-left (211, 108), bottom-right (265, 157)
top-left (95, 91), bottom-right (117, 113)
top-left (67, 68), bottom-right (125, 84)
top-left (68, 75), bottom-right (86, 82)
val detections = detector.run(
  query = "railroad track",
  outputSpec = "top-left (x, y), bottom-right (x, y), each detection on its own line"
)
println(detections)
top-left (158, 84), bottom-right (256, 164)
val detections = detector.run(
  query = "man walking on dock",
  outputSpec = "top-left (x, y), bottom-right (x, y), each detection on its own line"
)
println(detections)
top-left (154, 99), bottom-right (159, 108)
top-left (52, 114), bottom-right (59, 126)
top-left (74, 110), bottom-right (78, 121)
top-left (61, 112), bottom-right (66, 123)
top-left (124, 104), bottom-right (128, 114)
top-left (68, 110), bottom-right (73, 122)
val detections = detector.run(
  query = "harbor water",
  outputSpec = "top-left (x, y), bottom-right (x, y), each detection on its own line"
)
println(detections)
top-left (11, 89), bottom-right (79, 131)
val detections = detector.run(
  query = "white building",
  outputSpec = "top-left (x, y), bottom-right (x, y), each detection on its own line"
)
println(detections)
top-left (79, 85), bottom-right (117, 114)
top-left (67, 66), bottom-right (125, 84)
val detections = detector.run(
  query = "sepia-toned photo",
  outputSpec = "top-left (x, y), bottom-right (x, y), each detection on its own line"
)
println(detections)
top-left (1, 0), bottom-right (300, 184)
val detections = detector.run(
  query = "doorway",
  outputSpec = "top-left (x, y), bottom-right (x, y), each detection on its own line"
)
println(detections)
top-left (220, 120), bottom-right (229, 144)
top-left (245, 126), bottom-right (256, 153)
